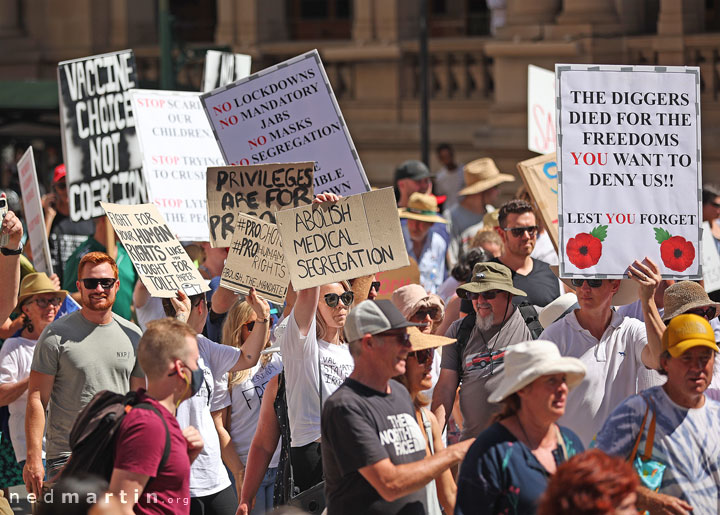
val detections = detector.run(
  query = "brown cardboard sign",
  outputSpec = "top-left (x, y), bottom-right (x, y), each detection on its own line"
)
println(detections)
top-left (375, 258), bottom-right (420, 300)
top-left (220, 213), bottom-right (288, 304)
top-left (517, 152), bottom-right (558, 251)
top-left (275, 188), bottom-right (409, 289)
top-left (101, 202), bottom-right (209, 298)
top-left (206, 162), bottom-right (314, 247)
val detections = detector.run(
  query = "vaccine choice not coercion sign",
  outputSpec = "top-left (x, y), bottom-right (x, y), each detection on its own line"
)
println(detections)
top-left (200, 49), bottom-right (370, 197)
top-left (556, 64), bottom-right (702, 279)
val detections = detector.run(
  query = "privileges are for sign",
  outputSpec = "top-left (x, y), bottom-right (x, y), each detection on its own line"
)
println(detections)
top-left (556, 63), bottom-right (702, 279)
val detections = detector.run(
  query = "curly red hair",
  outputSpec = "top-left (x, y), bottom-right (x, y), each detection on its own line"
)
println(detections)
top-left (538, 449), bottom-right (638, 515)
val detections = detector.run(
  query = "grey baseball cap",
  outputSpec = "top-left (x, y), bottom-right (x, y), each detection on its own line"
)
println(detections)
top-left (344, 300), bottom-right (425, 343)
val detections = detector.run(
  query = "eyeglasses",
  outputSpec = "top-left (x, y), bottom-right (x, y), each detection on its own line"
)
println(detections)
top-left (369, 281), bottom-right (381, 296)
top-left (467, 290), bottom-right (502, 301)
top-left (29, 297), bottom-right (63, 308)
top-left (502, 225), bottom-right (539, 238)
top-left (686, 306), bottom-right (717, 321)
top-left (377, 332), bottom-right (411, 346)
top-left (408, 348), bottom-right (433, 365)
top-left (413, 307), bottom-right (440, 321)
top-left (324, 291), bottom-right (354, 308)
top-left (710, 201), bottom-right (720, 209)
top-left (570, 278), bottom-right (603, 288)
top-left (81, 278), bottom-right (117, 290)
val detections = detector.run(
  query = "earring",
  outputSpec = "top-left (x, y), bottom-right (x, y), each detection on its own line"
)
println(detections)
top-left (24, 316), bottom-right (34, 334)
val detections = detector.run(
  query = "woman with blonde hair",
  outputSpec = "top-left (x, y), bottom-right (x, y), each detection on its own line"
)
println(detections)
top-left (218, 299), bottom-right (283, 514)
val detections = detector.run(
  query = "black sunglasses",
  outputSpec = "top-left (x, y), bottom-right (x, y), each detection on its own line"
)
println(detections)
top-left (377, 332), bottom-right (411, 346)
top-left (81, 278), bottom-right (117, 290)
top-left (686, 306), bottom-right (717, 321)
top-left (369, 281), bottom-right (381, 296)
top-left (571, 278), bottom-right (603, 288)
top-left (408, 348), bottom-right (433, 365)
top-left (413, 307), bottom-right (440, 321)
top-left (468, 290), bottom-right (502, 300)
top-left (325, 291), bottom-right (354, 308)
top-left (502, 225), bottom-right (539, 238)
top-left (710, 201), bottom-right (720, 209)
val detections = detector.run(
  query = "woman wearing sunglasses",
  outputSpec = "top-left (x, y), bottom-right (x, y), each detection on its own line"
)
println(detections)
top-left (0, 273), bottom-right (66, 477)
top-left (216, 298), bottom-right (283, 513)
top-left (277, 193), bottom-right (355, 492)
top-left (393, 328), bottom-right (457, 514)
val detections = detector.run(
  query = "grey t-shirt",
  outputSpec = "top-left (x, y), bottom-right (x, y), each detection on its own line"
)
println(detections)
top-left (31, 310), bottom-right (143, 458)
top-left (441, 308), bottom-right (532, 440)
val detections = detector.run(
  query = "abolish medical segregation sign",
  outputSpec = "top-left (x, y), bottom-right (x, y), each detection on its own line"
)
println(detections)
top-left (556, 64), bottom-right (702, 279)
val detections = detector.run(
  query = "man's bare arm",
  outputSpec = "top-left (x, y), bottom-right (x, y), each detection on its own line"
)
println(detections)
top-left (23, 371), bottom-right (55, 495)
top-left (431, 368), bottom-right (459, 430)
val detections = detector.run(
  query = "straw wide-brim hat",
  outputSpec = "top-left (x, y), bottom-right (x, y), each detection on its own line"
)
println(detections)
top-left (457, 262), bottom-right (526, 299)
top-left (391, 284), bottom-right (445, 321)
top-left (407, 326), bottom-right (456, 351)
top-left (539, 293), bottom-right (579, 329)
top-left (458, 158), bottom-right (515, 197)
top-left (15, 273), bottom-right (67, 312)
top-left (398, 193), bottom-right (447, 224)
top-left (550, 266), bottom-right (639, 307)
top-left (662, 281), bottom-right (720, 322)
top-left (488, 340), bottom-right (586, 403)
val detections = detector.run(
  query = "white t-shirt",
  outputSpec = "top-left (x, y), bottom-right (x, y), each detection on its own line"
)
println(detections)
top-left (540, 309), bottom-right (647, 446)
top-left (176, 334), bottom-right (241, 497)
top-left (279, 308), bottom-right (354, 447)
top-left (0, 337), bottom-right (43, 462)
top-left (229, 354), bottom-right (283, 467)
top-left (135, 296), bottom-right (166, 332)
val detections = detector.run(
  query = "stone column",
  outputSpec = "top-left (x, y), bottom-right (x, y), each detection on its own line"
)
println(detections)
top-left (657, 0), bottom-right (704, 36)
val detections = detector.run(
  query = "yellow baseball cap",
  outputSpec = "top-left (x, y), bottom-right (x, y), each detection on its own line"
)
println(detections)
top-left (662, 314), bottom-right (720, 358)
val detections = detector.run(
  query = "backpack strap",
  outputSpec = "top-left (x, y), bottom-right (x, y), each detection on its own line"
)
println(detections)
top-left (517, 301), bottom-right (543, 339)
top-left (132, 403), bottom-right (171, 475)
top-left (455, 312), bottom-right (476, 377)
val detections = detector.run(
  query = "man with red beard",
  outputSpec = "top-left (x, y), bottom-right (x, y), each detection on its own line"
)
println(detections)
top-left (23, 252), bottom-right (145, 495)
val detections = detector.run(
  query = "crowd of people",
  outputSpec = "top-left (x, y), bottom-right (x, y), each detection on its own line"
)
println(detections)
top-left (0, 145), bottom-right (717, 515)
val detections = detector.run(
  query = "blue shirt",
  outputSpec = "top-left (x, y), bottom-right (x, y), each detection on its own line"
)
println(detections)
top-left (401, 222), bottom-right (447, 294)
top-left (456, 422), bottom-right (583, 515)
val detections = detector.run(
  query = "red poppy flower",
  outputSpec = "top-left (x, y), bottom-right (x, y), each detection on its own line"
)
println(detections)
top-left (566, 226), bottom-right (606, 269)
top-left (655, 228), bottom-right (695, 272)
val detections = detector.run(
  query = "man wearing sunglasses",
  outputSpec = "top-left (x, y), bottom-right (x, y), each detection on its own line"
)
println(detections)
top-left (494, 199), bottom-right (560, 308)
top-left (42, 164), bottom-right (95, 285)
top-left (538, 258), bottom-right (665, 446)
top-left (432, 262), bottom-right (532, 441)
top-left (322, 300), bottom-right (473, 514)
top-left (24, 251), bottom-right (145, 495)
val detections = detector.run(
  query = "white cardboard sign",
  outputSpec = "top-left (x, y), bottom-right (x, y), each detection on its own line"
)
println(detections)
top-left (131, 89), bottom-right (224, 241)
top-left (528, 65), bottom-right (556, 154)
top-left (556, 64), bottom-right (702, 279)
top-left (202, 50), bottom-right (252, 92)
top-left (200, 49), bottom-right (370, 197)
top-left (17, 147), bottom-right (52, 274)
top-left (702, 222), bottom-right (720, 292)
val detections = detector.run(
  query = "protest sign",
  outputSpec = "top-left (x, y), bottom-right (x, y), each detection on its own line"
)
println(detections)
top-left (275, 188), bottom-right (409, 289)
top-left (517, 152), bottom-right (558, 251)
top-left (131, 89), bottom-right (224, 241)
top-left (58, 50), bottom-right (146, 222)
top-left (221, 213), bottom-right (287, 304)
top-left (206, 162), bottom-right (314, 247)
top-left (702, 222), bottom-right (720, 292)
top-left (375, 258), bottom-right (420, 300)
top-left (528, 65), bottom-right (556, 154)
top-left (101, 202), bottom-right (209, 298)
top-left (200, 49), bottom-right (370, 197)
top-left (556, 64), bottom-right (702, 278)
top-left (17, 147), bottom-right (52, 274)
top-left (202, 50), bottom-right (252, 92)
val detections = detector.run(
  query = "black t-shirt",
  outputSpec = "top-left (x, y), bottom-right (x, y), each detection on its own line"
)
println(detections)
top-left (492, 257), bottom-right (560, 308)
top-left (321, 378), bottom-right (428, 515)
top-left (48, 213), bottom-right (94, 283)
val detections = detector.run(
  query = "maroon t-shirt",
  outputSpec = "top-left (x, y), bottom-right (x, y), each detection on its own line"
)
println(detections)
top-left (113, 390), bottom-right (191, 514)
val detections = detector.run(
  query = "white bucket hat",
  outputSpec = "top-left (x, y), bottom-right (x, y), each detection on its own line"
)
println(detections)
top-left (488, 340), bottom-right (586, 404)
top-left (538, 293), bottom-right (579, 329)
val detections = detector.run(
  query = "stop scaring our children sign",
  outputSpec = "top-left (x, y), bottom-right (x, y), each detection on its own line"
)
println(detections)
top-left (556, 64), bottom-right (702, 279)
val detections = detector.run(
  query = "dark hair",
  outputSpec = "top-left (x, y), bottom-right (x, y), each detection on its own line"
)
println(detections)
top-left (36, 473), bottom-right (111, 515)
top-left (702, 184), bottom-right (720, 205)
top-left (498, 199), bottom-right (534, 228)
top-left (538, 450), bottom-right (639, 515)
top-left (436, 143), bottom-right (452, 154)
top-left (162, 293), bottom-right (205, 317)
top-left (491, 393), bottom-right (521, 422)
top-left (451, 247), bottom-right (492, 282)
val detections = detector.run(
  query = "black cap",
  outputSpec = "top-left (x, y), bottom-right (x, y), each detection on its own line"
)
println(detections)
top-left (394, 160), bottom-right (433, 183)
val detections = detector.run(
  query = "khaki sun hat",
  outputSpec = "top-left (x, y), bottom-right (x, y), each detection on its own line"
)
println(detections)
top-left (457, 158), bottom-right (515, 197)
top-left (662, 313), bottom-right (720, 358)
top-left (398, 193), bottom-right (447, 224)
top-left (550, 266), bottom-right (639, 307)
top-left (456, 262), bottom-right (526, 300)
top-left (488, 340), bottom-right (586, 403)
top-left (662, 281), bottom-right (720, 322)
top-left (407, 326), bottom-right (455, 351)
top-left (15, 273), bottom-right (67, 312)
top-left (391, 284), bottom-right (445, 321)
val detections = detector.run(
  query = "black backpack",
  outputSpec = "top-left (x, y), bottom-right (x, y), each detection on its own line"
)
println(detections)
top-left (454, 301), bottom-right (543, 376)
top-left (55, 390), bottom-right (171, 482)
